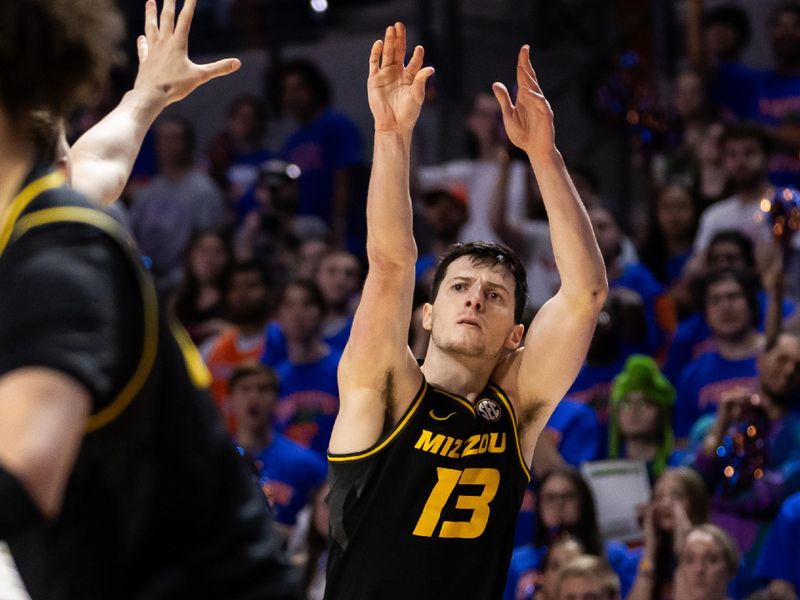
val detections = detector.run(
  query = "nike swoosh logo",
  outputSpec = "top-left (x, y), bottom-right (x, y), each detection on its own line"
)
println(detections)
top-left (429, 409), bottom-right (456, 422)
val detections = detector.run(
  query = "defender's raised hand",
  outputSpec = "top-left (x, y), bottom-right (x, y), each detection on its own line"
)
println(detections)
top-left (492, 46), bottom-right (556, 162)
top-left (368, 22), bottom-right (434, 133)
top-left (135, 0), bottom-right (241, 107)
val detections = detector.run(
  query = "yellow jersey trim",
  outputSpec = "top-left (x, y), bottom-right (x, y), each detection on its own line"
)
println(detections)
top-left (0, 171), bottom-right (66, 256)
top-left (13, 206), bottom-right (159, 433)
top-left (169, 319), bottom-right (212, 389)
top-left (433, 386), bottom-right (476, 416)
top-left (489, 384), bottom-right (532, 481)
top-left (328, 381), bottom-right (428, 462)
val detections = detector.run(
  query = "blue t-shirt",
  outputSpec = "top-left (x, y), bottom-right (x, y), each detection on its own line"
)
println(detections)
top-left (544, 399), bottom-right (601, 466)
top-left (504, 540), bottom-right (635, 600)
top-left (754, 492), bottom-right (800, 594)
top-left (283, 109), bottom-right (363, 224)
top-left (675, 351), bottom-right (758, 438)
top-left (262, 320), bottom-right (352, 367)
top-left (663, 292), bottom-right (795, 385)
top-left (253, 432), bottom-right (327, 526)
top-left (269, 349), bottom-right (342, 458)
top-left (566, 356), bottom-right (628, 428)
top-left (709, 63), bottom-right (800, 186)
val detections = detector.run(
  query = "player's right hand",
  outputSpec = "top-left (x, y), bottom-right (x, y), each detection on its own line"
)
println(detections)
top-left (367, 22), bottom-right (434, 133)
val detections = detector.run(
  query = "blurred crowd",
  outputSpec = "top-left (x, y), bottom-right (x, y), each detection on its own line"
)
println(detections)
top-left (56, 1), bottom-right (800, 599)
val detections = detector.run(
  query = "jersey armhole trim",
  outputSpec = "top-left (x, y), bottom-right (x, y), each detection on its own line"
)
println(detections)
top-left (328, 379), bottom-right (427, 463)
top-left (488, 383), bottom-right (532, 481)
top-left (13, 206), bottom-right (159, 432)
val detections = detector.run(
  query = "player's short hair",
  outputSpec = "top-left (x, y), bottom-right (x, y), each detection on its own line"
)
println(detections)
top-left (431, 241), bottom-right (528, 324)
top-left (0, 0), bottom-right (123, 127)
top-left (229, 364), bottom-right (279, 394)
top-left (556, 555), bottom-right (621, 600)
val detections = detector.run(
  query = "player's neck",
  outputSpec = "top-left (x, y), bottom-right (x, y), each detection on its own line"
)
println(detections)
top-left (0, 112), bottom-right (35, 227)
top-left (421, 345), bottom-right (496, 402)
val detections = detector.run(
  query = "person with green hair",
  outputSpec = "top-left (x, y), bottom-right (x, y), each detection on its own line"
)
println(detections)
top-left (608, 354), bottom-right (685, 479)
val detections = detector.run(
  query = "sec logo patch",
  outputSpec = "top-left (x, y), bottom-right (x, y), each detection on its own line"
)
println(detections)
top-left (476, 398), bottom-right (501, 422)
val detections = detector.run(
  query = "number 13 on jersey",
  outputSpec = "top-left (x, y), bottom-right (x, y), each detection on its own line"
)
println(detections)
top-left (413, 467), bottom-right (500, 539)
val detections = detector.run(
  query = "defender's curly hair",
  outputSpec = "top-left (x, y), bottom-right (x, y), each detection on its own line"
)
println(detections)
top-left (0, 0), bottom-right (124, 126)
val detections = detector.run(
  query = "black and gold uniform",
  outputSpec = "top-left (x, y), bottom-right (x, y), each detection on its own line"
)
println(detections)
top-left (325, 378), bottom-right (531, 599)
top-left (0, 164), bottom-right (299, 600)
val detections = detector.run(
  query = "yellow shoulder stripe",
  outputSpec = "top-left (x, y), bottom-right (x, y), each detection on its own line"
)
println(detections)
top-left (328, 381), bottom-right (428, 462)
top-left (0, 171), bottom-right (65, 256)
top-left (13, 206), bottom-right (159, 433)
top-left (169, 320), bottom-right (212, 389)
top-left (490, 384), bottom-right (532, 481)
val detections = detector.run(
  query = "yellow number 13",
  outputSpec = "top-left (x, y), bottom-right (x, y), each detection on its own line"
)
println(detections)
top-left (413, 467), bottom-right (500, 539)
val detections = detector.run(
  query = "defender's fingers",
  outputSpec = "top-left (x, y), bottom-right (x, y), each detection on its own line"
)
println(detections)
top-left (200, 58), bottom-right (242, 83)
top-left (395, 22), bottom-right (407, 66)
top-left (137, 35), bottom-right (149, 63)
top-left (382, 25), bottom-right (396, 66)
top-left (160, 0), bottom-right (177, 37)
top-left (369, 40), bottom-right (383, 75)
top-left (412, 66), bottom-right (435, 99)
top-left (175, 0), bottom-right (197, 40)
top-left (406, 45), bottom-right (424, 75)
top-left (492, 82), bottom-right (514, 121)
top-left (144, 0), bottom-right (158, 43)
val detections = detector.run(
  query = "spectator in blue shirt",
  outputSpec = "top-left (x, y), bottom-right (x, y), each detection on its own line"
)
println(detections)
top-left (230, 363), bottom-right (327, 539)
top-left (263, 279), bottom-right (342, 458)
top-left (275, 59), bottom-right (363, 247)
top-left (674, 270), bottom-right (762, 440)
top-left (754, 491), bottom-right (800, 598)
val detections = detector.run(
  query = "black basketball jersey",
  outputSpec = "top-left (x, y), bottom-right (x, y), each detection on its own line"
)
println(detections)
top-left (0, 165), bottom-right (299, 599)
top-left (325, 378), bottom-right (531, 599)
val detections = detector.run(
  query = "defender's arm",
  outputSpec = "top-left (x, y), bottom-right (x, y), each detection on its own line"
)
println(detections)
top-left (330, 23), bottom-right (433, 455)
top-left (70, 0), bottom-right (240, 205)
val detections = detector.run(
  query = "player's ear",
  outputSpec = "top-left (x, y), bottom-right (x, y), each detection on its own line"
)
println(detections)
top-left (421, 303), bottom-right (433, 332)
top-left (505, 323), bottom-right (524, 350)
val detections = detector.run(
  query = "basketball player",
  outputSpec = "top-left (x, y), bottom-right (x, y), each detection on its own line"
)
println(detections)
top-left (324, 23), bottom-right (607, 599)
top-left (0, 1), bottom-right (298, 598)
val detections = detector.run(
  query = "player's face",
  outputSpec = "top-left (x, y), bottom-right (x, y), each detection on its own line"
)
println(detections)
top-left (652, 472), bottom-right (690, 532)
top-left (704, 278), bottom-right (752, 340)
top-left (424, 257), bottom-right (523, 360)
top-left (539, 474), bottom-right (581, 530)
top-left (617, 391), bottom-right (660, 439)
top-left (279, 284), bottom-right (324, 344)
top-left (231, 373), bottom-right (278, 434)
top-left (676, 532), bottom-right (730, 600)
top-left (316, 253), bottom-right (361, 308)
top-left (758, 334), bottom-right (800, 401)
top-left (722, 138), bottom-right (767, 189)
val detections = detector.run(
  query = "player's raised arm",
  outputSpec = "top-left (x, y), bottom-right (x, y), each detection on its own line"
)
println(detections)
top-left (69, 0), bottom-right (240, 205)
top-left (330, 23), bottom-right (434, 455)
top-left (493, 46), bottom-right (608, 447)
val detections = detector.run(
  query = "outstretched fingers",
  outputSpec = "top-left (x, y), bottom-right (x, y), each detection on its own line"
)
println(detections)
top-left (137, 35), bottom-right (150, 63)
top-left (175, 0), bottom-right (197, 41)
top-left (492, 82), bottom-right (514, 122)
top-left (381, 25), bottom-right (396, 67)
top-left (144, 0), bottom-right (158, 44)
top-left (369, 39), bottom-right (383, 76)
top-left (517, 45), bottom-right (543, 93)
top-left (412, 66), bottom-right (435, 101)
top-left (394, 22), bottom-right (408, 66)
top-left (406, 45), bottom-right (424, 76)
top-left (200, 58), bottom-right (242, 84)
top-left (160, 0), bottom-right (176, 37)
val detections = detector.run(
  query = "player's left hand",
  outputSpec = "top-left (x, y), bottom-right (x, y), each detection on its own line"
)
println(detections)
top-left (492, 46), bottom-right (556, 163)
top-left (134, 0), bottom-right (241, 107)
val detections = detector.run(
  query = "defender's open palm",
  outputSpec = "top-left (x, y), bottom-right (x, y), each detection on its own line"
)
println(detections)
top-left (492, 46), bottom-right (555, 161)
top-left (136, 0), bottom-right (240, 107)
top-left (368, 22), bottom-right (434, 132)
